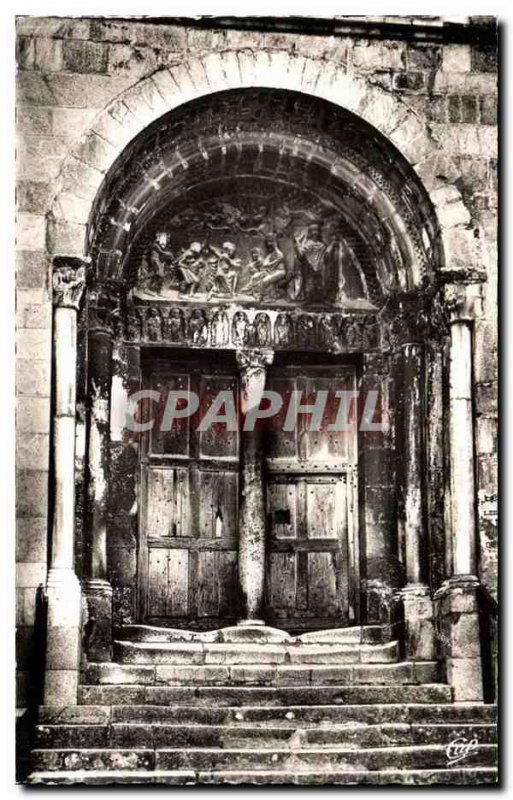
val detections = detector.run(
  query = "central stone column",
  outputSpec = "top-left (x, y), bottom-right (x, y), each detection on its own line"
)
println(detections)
top-left (83, 283), bottom-right (121, 662)
top-left (236, 348), bottom-right (274, 624)
top-left (44, 259), bottom-right (86, 706)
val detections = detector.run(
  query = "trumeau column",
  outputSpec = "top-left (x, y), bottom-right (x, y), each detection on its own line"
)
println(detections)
top-left (44, 259), bottom-right (86, 706)
top-left (435, 282), bottom-right (484, 702)
top-left (83, 283), bottom-right (121, 661)
top-left (236, 348), bottom-right (274, 624)
top-left (394, 299), bottom-right (435, 661)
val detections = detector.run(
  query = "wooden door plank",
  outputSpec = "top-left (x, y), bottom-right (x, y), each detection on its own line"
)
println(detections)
top-left (167, 548), bottom-right (189, 617)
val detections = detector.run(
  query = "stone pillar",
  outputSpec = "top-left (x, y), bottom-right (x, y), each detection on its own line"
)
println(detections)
top-left (236, 348), bottom-right (274, 624)
top-left (400, 340), bottom-right (435, 660)
top-left (435, 283), bottom-right (484, 702)
top-left (44, 259), bottom-right (86, 706)
top-left (82, 284), bottom-right (121, 661)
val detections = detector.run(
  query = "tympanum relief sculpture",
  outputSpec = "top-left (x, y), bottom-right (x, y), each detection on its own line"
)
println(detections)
top-left (132, 194), bottom-right (373, 310)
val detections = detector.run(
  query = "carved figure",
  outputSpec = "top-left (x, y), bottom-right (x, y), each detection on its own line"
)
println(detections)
top-left (126, 311), bottom-right (141, 341)
top-left (274, 313), bottom-right (293, 347)
top-left (254, 313), bottom-right (272, 346)
top-left (146, 308), bottom-right (162, 342)
top-left (139, 232), bottom-right (176, 294)
top-left (164, 309), bottom-right (184, 342)
top-left (206, 242), bottom-right (241, 299)
top-left (296, 314), bottom-right (316, 347)
top-left (293, 223), bottom-right (329, 301)
top-left (241, 239), bottom-right (287, 299)
top-left (318, 314), bottom-right (337, 349)
top-left (211, 310), bottom-right (229, 346)
top-left (188, 309), bottom-right (208, 345)
top-left (232, 311), bottom-right (250, 347)
top-left (177, 242), bottom-right (205, 297)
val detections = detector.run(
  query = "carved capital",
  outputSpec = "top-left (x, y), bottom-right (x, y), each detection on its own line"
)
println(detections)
top-left (236, 348), bottom-right (274, 416)
top-left (52, 261), bottom-right (86, 310)
top-left (236, 348), bottom-right (274, 373)
top-left (444, 283), bottom-right (483, 323)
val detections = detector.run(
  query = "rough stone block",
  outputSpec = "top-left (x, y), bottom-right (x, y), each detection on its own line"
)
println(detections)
top-left (16, 358), bottom-right (51, 396)
top-left (15, 432), bottom-right (50, 470)
top-left (204, 644), bottom-right (286, 665)
top-left (477, 417), bottom-right (497, 455)
top-left (46, 626), bottom-right (81, 670)
top-left (353, 40), bottom-right (406, 70)
top-left (16, 212), bottom-right (46, 251)
top-left (16, 327), bottom-right (51, 362)
top-left (16, 106), bottom-right (53, 135)
top-left (16, 469), bottom-right (49, 517)
top-left (392, 71), bottom-right (425, 92)
top-left (229, 666), bottom-right (275, 685)
top-left (156, 665), bottom-right (229, 685)
top-left (51, 107), bottom-right (98, 136)
top-left (46, 219), bottom-right (86, 256)
top-left (476, 382), bottom-right (497, 416)
top-left (446, 657), bottom-right (483, 702)
top-left (16, 36), bottom-right (35, 69)
top-left (62, 40), bottom-right (108, 73)
top-left (16, 17), bottom-right (92, 39)
top-left (407, 44), bottom-right (441, 70)
top-left (86, 663), bottom-right (155, 685)
top-left (17, 182), bottom-right (51, 215)
top-left (442, 44), bottom-right (472, 73)
top-left (34, 37), bottom-right (63, 72)
top-left (471, 44), bottom-right (498, 73)
top-left (480, 95), bottom-right (498, 125)
top-left (16, 516), bottom-right (47, 562)
top-left (44, 670), bottom-right (79, 707)
top-left (107, 43), bottom-right (159, 78)
top-left (16, 560), bottom-right (46, 588)
top-left (16, 250), bottom-right (49, 289)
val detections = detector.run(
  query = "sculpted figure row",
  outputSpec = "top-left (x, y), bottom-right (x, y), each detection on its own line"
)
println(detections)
top-left (121, 306), bottom-right (382, 352)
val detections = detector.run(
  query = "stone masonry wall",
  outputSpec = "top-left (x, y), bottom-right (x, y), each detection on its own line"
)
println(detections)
top-left (15, 16), bottom-right (498, 707)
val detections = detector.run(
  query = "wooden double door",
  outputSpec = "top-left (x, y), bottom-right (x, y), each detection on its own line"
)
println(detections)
top-left (138, 356), bottom-right (359, 630)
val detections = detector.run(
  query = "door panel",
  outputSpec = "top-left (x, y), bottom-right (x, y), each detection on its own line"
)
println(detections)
top-left (265, 364), bottom-right (359, 630)
top-left (140, 359), bottom-right (240, 627)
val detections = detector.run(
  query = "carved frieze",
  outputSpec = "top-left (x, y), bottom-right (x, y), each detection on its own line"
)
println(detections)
top-left (124, 303), bottom-right (383, 354)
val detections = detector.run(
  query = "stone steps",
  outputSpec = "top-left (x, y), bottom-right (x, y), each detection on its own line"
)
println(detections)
top-left (78, 683), bottom-right (454, 707)
top-left (31, 744), bottom-right (498, 773)
top-left (38, 702), bottom-right (498, 726)
top-left (30, 700), bottom-right (498, 784)
top-left (84, 660), bottom-right (439, 687)
top-left (118, 623), bottom-right (395, 646)
top-left (27, 767), bottom-right (499, 786)
top-left (36, 722), bottom-right (497, 749)
top-left (113, 639), bottom-right (400, 665)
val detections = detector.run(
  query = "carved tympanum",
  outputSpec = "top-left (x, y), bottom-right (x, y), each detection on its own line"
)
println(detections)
top-left (132, 196), bottom-right (372, 309)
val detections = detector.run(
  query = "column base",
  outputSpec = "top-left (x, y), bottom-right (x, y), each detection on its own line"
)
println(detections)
top-left (237, 618), bottom-right (266, 627)
top-left (83, 578), bottom-right (113, 662)
top-left (400, 583), bottom-right (435, 661)
top-left (434, 575), bottom-right (484, 702)
top-left (44, 568), bottom-right (82, 706)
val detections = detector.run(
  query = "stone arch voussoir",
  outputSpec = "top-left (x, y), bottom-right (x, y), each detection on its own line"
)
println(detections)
top-left (47, 50), bottom-right (480, 275)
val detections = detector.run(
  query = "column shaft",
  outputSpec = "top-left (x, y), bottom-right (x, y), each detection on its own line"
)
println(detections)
top-left (402, 343), bottom-right (425, 585)
top-left (236, 348), bottom-right (273, 624)
top-left (44, 262), bottom-right (85, 706)
top-left (83, 325), bottom-right (114, 661)
top-left (449, 321), bottom-right (476, 576)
